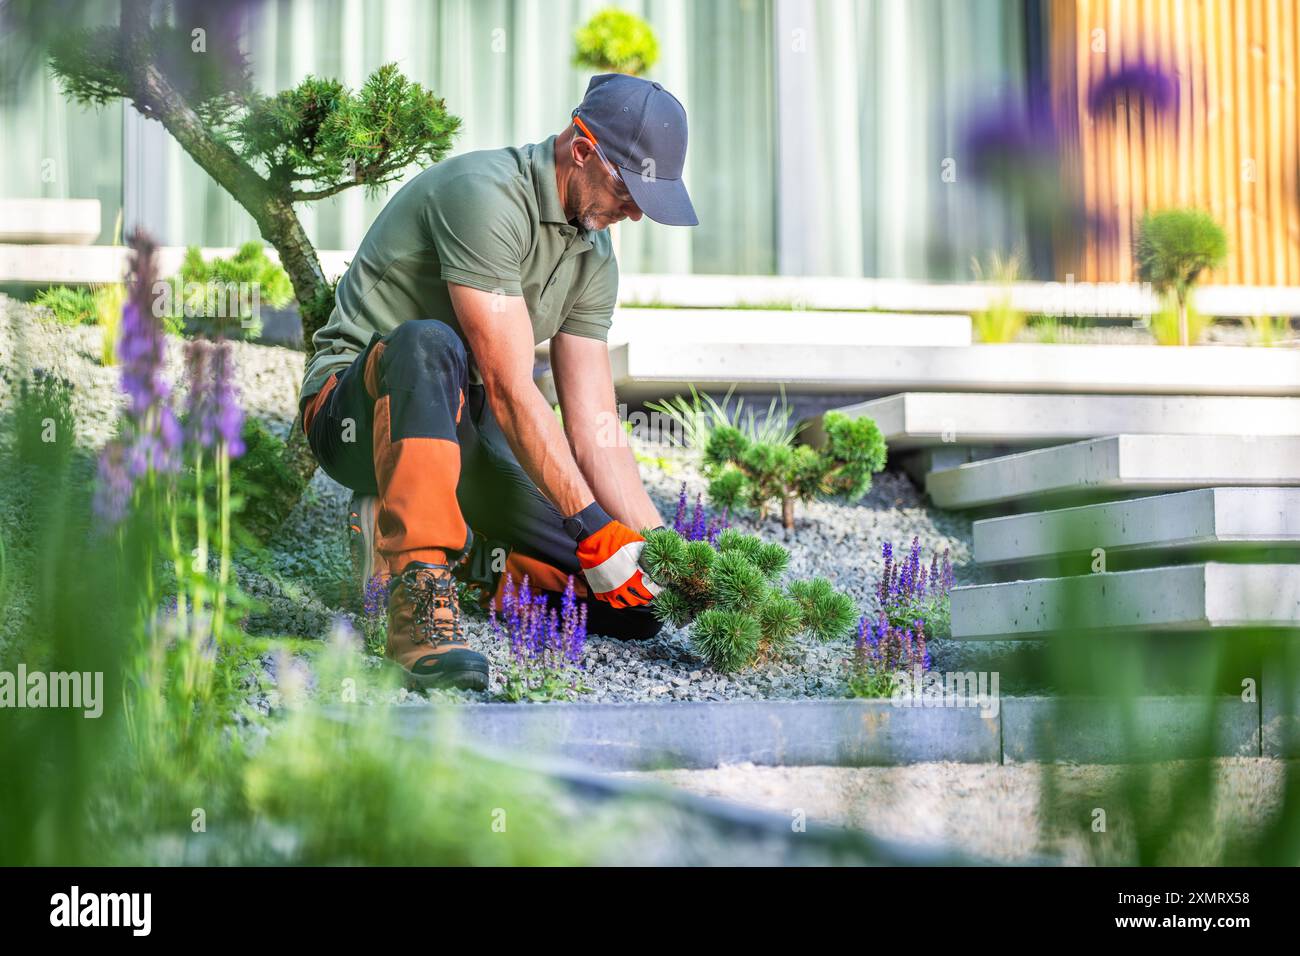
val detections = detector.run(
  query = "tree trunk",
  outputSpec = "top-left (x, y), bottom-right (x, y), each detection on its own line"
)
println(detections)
top-left (1178, 296), bottom-right (1189, 347)
top-left (119, 3), bottom-right (324, 531)
top-left (781, 496), bottom-right (795, 531)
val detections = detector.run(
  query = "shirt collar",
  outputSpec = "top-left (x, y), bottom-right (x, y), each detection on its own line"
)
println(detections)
top-left (531, 134), bottom-right (595, 246)
top-left (532, 134), bottom-right (569, 226)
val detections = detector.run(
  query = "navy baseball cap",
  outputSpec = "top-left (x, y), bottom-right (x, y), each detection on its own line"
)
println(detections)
top-left (571, 73), bottom-right (698, 227)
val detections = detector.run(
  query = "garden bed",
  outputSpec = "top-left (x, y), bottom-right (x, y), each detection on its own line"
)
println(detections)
top-left (1, 292), bottom-right (1030, 705)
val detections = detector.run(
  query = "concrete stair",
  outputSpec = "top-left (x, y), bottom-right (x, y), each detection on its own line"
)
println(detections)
top-left (972, 487), bottom-right (1300, 567)
top-left (950, 562), bottom-right (1300, 640)
top-left (802, 392), bottom-right (1300, 450)
top-left (925, 434), bottom-right (1300, 510)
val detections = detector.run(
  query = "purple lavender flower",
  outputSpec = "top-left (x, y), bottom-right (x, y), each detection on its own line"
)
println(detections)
top-left (183, 337), bottom-right (245, 457)
top-left (362, 573), bottom-right (390, 619)
top-left (492, 573), bottom-right (589, 691)
top-left (672, 483), bottom-right (688, 533)
top-left (92, 442), bottom-right (132, 525)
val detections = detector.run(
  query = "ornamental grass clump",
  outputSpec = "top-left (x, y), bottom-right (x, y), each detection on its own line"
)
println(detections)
top-left (489, 574), bottom-right (589, 701)
top-left (874, 536), bottom-right (954, 638)
top-left (705, 411), bottom-right (886, 530)
top-left (848, 615), bottom-right (932, 698)
top-left (641, 527), bottom-right (857, 672)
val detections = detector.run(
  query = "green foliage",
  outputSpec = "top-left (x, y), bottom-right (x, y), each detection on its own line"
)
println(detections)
top-left (169, 242), bottom-right (293, 337)
top-left (573, 8), bottom-right (660, 76)
top-left (787, 576), bottom-right (858, 642)
top-left (1148, 293), bottom-right (1210, 346)
top-left (229, 418), bottom-right (309, 542)
top-left (704, 413), bottom-right (887, 529)
top-left (970, 250), bottom-right (1027, 343)
top-left (233, 64), bottom-right (461, 200)
top-left (645, 384), bottom-right (800, 466)
top-left (690, 608), bottom-right (761, 673)
top-left (11, 373), bottom-right (77, 472)
top-left (34, 286), bottom-right (97, 326)
top-left (1246, 315), bottom-right (1292, 347)
top-left (1135, 208), bottom-right (1228, 302)
top-left (643, 527), bottom-right (860, 672)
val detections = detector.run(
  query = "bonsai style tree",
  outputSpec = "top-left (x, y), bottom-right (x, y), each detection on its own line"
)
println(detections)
top-left (46, 0), bottom-right (461, 349)
top-left (1134, 208), bottom-right (1227, 346)
top-left (705, 411), bottom-right (887, 530)
top-left (43, 0), bottom-right (461, 526)
top-left (573, 8), bottom-right (660, 77)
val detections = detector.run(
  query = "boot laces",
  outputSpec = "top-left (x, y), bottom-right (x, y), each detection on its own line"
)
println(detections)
top-left (404, 564), bottom-right (462, 647)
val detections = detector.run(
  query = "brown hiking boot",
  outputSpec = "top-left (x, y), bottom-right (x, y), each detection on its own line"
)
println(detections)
top-left (387, 558), bottom-right (489, 691)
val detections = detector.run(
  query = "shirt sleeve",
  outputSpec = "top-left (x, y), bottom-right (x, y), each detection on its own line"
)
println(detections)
top-left (559, 245), bottom-right (619, 341)
top-left (426, 172), bottom-right (528, 296)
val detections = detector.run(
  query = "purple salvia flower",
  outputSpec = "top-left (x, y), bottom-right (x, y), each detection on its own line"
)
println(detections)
top-left (672, 483), bottom-right (688, 534)
top-left (92, 442), bottom-right (133, 525)
top-left (690, 493), bottom-right (706, 541)
top-left (209, 339), bottom-right (245, 457)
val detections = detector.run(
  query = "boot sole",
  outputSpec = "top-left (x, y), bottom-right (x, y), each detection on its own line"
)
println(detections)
top-left (394, 660), bottom-right (490, 692)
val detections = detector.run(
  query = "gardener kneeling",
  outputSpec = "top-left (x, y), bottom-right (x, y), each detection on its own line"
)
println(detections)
top-left (298, 75), bottom-right (698, 690)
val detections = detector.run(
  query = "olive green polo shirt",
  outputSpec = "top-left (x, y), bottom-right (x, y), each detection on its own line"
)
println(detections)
top-left (300, 133), bottom-right (618, 404)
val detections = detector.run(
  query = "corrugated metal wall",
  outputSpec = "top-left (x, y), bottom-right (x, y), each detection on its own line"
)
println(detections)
top-left (1050, 0), bottom-right (1300, 285)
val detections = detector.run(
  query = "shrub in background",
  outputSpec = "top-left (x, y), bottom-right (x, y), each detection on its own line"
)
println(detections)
top-left (1134, 208), bottom-right (1227, 346)
top-left (489, 575), bottom-right (589, 701)
top-left (34, 286), bottom-right (97, 327)
top-left (170, 242), bottom-right (294, 339)
top-left (1148, 295), bottom-right (1210, 346)
top-left (970, 249), bottom-right (1027, 343)
top-left (642, 527), bottom-right (857, 672)
top-left (11, 372), bottom-right (77, 471)
top-left (706, 411), bottom-right (886, 530)
top-left (573, 8), bottom-right (659, 76)
top-left (229, 418), bottom-right (310, 542)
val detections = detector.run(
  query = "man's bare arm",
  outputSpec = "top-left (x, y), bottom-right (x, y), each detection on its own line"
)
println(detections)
top-left (447, 284), bottom-right (593, 517)
top-left (551, 330), bottom-right (663, 531)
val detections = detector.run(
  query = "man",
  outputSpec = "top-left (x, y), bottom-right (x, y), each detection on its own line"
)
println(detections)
top-left (298, 74), bottom-right (698, 691)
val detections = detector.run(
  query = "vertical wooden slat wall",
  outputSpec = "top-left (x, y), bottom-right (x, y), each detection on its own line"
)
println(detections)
top-left (1050, 0), bottom-right (1300, 285)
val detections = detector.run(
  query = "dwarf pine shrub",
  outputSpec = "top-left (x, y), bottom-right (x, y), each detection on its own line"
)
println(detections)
top-left (705, 410), bottom-right (886, 530)
top-left (641, 527), bottom-right (856, 672)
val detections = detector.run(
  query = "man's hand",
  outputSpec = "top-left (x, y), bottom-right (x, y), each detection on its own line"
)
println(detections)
top-left (567, 501), bottom-right (660, 608)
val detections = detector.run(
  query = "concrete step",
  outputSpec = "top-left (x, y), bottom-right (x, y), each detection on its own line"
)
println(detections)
top-left (606, 308), bottom-right (972, 347)
top-left (536, 341), bottom-right (1300, 406)
top-left (973, 487), bottom-right (1300, 566)
top-left (951, 562), bottom-right (1300, 640)
top-left (0, 199), bottom-right (101, 245)
top-left (620, 272), bottom-right (1300, 319)
top-left (926, 435), bottom-right (1300, 510)
top-left (802, 392), bottom-right (1300, 451)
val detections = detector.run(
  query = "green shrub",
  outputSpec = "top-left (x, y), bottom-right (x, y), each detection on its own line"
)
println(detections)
top-left (573, 8), bottom-right (659, 76)
top-left (11, 372), bottom-right (77, 471)
top-left (1148, 294), bottom-right (1210, 346)
top-left (970, 249), bottom-right (1027, 343)
top-left (641, 527), bottom-right (858, 672)
top-left (229, 418), bottom-right (309, 541)
top-left (1134, 208), bottom-right (1227, 346)
top-left (169, 242), bottom-right (294, 338)
top-left (34, 286), bottom-right (97, 326)
top-left (705, 411), bottom-right (886, 530)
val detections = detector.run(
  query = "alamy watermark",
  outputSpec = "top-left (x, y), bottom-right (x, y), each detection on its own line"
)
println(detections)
top-left (891, 667), bottom-right (1000, 718)
top-left (0, 664), bottom-right (103, 718)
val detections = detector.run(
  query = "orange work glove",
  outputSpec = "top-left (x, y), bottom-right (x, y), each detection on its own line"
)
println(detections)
top-left (564, 501), bottom-right (661, 608)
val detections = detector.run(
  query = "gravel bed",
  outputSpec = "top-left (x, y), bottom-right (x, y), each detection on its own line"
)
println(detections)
top-left (1, 292), bottom-right (1026, 704)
